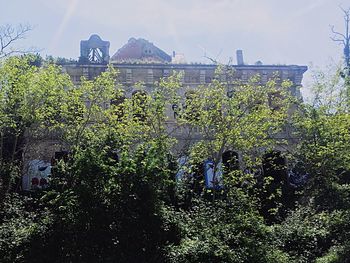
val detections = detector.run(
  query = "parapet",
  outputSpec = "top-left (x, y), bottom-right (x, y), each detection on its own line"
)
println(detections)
top-left (79, 34), bottom-right (110, 64)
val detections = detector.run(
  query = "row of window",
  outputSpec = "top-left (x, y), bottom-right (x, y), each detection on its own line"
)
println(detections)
top-left (108, 86), bottom-right (284, 122)
top-left (123, 69), bottom-right (209, 84)
top-left (176, 151), bottom-right (308, 189)
top-left (23, 150), bottom-right (308, 191)
top-left (120, 69), bottom-right (293, 84)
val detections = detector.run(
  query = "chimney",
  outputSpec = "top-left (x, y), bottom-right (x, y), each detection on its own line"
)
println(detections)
top-left (172, 51), bottom-right (176, 58)
top-left (236, 50), bottom-right (244, 65)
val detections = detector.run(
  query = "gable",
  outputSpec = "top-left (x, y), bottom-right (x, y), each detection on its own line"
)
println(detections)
top-left (111, 38), bottom-right (171, 63)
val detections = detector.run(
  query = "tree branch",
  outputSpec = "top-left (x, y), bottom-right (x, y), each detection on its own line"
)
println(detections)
top-left (330, 25), bottom-right (346, 39)
top-left (330, 36), bottom-right (345, 45)
top-left (0, 24), bottom-right (34, 58)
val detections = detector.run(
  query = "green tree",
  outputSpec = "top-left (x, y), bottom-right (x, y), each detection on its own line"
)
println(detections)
top-left (0, 55), bottom-right (72, 202)
top-left (0, 57), bottom-right (301, 262)
top-left (173, 67), bottom-right (295, 222)
top-left (0, 56), bottom-right (120, 262)
top-left (274, 66), bottom-right (350, 262)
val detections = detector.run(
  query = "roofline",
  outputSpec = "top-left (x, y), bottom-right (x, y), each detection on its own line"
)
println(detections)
top-left (61, 62), bottom-right (307, 73)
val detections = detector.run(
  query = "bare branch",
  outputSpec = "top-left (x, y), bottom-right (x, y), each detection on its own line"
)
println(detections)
top-left (0, 24), bottom-right (35, 59)
top-left (331, 6), bottom-right (350, 70)
top-left (339, 5), bottom-right (350, 16)
top-left (330, 25), bottom-right (346, 39)
top-left (330, 36), bottom-right (345, 45)
top-left (203, 55), bottom-right (218, 64)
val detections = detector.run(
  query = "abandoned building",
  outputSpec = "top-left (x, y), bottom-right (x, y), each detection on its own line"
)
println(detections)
top-left (22, 34), bottom-right (308, 191)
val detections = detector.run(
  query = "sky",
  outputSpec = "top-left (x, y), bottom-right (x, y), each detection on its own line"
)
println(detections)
top-left (0, 0), bottom-right (349, 95)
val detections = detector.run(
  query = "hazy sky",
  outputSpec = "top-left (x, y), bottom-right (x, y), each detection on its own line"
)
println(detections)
top-left (1, 0), bottom-right (349, 91)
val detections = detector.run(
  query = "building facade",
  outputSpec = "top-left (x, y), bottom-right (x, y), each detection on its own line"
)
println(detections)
top-left (22, 34), bottom-right (308, 190)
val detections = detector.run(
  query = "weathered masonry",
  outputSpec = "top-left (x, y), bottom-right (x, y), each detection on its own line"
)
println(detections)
top-left (22, 34), bottom-right (307, 191)
top-left (66, 35), bottom-right (307, 97)
top-left (63, 35), bottom-right (307, 143)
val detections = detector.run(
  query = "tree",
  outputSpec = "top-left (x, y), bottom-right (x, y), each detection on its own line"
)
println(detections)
top-left (290, 66), bottom-right (350, 210)
top-left (331, 6), bottom-right (350, 107)
top-left (34, 67), bottom-right (297, 262)
top-left (171, 67), bottom-right (296, 221)
top-left (0, 57), bottom-right (305, 262)
top-left (271, 66), bottom-right (350, 262)
top-left (0, 57), bottom-right (122, 262)
top-left (0, 55), bottom-right (73, 187)
top-left (331, 7), bottom-right (350, 71)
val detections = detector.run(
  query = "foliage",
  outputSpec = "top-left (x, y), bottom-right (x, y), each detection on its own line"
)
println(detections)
top-left (281, 66), bottom-right (350, 262)
top-left (0, 193), bottom-right (51, 263)
top-left (165, 193), bottom-right (289, 263)
top-left (271, 204), bottom-right (332, 262)
top-left (1, 55), bottom-right (350, 262)
top-left (18, 141), bottom-right (177, 263)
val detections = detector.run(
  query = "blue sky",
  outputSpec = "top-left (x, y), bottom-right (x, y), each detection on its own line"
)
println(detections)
top-left (1, 0), bottom-right (348, 93)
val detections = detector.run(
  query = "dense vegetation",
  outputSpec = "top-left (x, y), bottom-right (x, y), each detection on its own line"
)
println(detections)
top-left (0, 55), bottom-right (350, 262)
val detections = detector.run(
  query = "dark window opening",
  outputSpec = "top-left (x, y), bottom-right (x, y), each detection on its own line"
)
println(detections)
top-left (183, 90), bottom-right (200, 121)
top-left (132, 90), bottom-right (148, 121)
top-left (52, 151), bottom-right (70, 164)
top-left (222, 150), bottom-right (239, 173)
top-left (227, 85), bottom-right (235, 98)
top-left (111, 95), bottom-right (126, 120)
top-left (106, 149), bottom-right (119, 165)
top-left (172, 103), bottom-right (179, 119)
top-left (288, 161), bottom-right (309, 187)
top-left (262, 151), bottom-right (287, 183)
top-left (204, 160), bottom-right (223, 190)
top-left (268, 91), bottom-right (283, 111)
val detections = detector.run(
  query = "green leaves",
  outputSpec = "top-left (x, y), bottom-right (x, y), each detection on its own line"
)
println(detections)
top-left (4, 56), bottom-right (349, 262)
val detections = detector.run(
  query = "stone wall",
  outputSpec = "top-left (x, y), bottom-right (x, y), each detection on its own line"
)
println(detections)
top-left (22, 62), bottom-right (307, 190)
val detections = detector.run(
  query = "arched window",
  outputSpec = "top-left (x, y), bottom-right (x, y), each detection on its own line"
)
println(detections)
top-left (288, 161), bottom-right (309, 187)
top-left (226, 85), bottom-right (235, 98)
top-left (110, 94), bottom-right (126, 120)
top-left (51, 151), bottom-right (70, 165)
top-left (262, 151), bottom-right (287, 186)
top-left (172, 103), bottom-right (179, 119)
top-left (183, 90), bottom-right (200, 121)
top-left (204, 159), bottom-right (223, 189)
top-left (261, 150), bottom-right (291, 222)
top-left (222, 150), bottom-right (239, 173)
top-left (132, 90), bottom-right (148, 121)
top-left (106, 149), bottom-right (119, 165)
top-left (268, 91), bottom-right (283, 111)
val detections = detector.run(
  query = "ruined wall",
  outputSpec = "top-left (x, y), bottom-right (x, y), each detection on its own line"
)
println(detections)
top-left (22, 62), bottom-right (307, 190)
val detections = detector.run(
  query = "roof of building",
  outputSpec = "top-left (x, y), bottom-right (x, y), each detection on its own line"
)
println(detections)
top-left (110, 38), bottom-right (172, 63)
